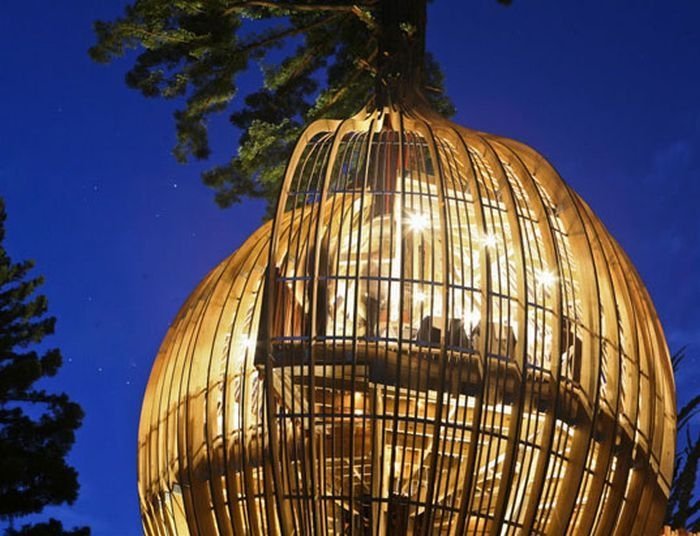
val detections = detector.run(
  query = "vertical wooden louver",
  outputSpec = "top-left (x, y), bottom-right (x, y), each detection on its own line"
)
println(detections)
top-left (138, 106), bottom-right (675, 535)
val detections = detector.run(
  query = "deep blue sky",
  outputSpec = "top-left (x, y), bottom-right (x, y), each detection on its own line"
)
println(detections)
top-left (1, 1), bottom-right (699, 534)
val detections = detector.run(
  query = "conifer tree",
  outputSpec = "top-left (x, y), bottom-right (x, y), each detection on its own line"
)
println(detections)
top-left (666, 348), bottom-right (700, 531)
top-left (89, 0), bottom-right (474, 209)
top-left (0, 198), bottom-right (88, 536)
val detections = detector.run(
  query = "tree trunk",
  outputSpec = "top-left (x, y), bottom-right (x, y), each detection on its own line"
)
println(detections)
top-left (376, 0), bottom-right (427, 106)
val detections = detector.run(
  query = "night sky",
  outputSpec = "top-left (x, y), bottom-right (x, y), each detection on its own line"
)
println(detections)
top-left (2, 1), bottom-right (699, 534)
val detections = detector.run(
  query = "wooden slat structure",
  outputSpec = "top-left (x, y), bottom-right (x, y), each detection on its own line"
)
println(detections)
top-left (138, 105), bottom-right (675, 535)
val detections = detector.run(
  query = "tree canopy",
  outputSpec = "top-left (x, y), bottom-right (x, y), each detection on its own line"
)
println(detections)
top-left (88, 0), bottom-right (473, 209)
top-left (666, 349), bottom-right (700, 532)
top-left (0, 199), bottom-right (88, 536)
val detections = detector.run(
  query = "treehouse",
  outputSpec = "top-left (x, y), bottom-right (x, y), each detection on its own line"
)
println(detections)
top-left (137, 2), bottom-right (675, 534)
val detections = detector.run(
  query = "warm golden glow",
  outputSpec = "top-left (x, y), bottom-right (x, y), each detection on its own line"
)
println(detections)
top-left (535, 268), bottom-right (557, 290)
top-left (138, 106), bottom-right (675, 535)
top-left (480, 233), bottom-right (498, 249)
top-left (407, 211), bottom-right (431, 233)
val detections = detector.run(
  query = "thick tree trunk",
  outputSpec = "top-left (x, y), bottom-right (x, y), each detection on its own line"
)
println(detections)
top-left (376, 0), bottom-right (428, 106)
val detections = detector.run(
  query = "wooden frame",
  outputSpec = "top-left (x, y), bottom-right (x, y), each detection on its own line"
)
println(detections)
top-left (138, 105), bottom-right (675, 535)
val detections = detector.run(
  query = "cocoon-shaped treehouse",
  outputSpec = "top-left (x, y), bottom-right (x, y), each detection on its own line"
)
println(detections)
top-left (138, 106), bottom-right (675, 535)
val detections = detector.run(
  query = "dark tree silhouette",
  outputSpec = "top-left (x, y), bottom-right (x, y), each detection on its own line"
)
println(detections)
top-left (0, 198), bottom-right (88, 536)
top-left (88, 0), bottom-right (477, 209)
top-left (666, 348), bottom-right (700, 532)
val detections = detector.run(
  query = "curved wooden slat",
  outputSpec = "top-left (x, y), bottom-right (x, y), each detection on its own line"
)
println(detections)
top-left (138, 105), bottom-right (675, 535)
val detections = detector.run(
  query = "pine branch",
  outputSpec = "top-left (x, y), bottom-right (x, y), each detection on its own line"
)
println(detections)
top-left (672, 347), bottom-right (687, 371)
top-left (224, 1), bottom-right (377, 15)
top-left (234, 13), bottom-right (342, 57)
top-left (89, 0), bottom-right (454, 210)
top-left (266, 30), bottom-right (343, 90)
top-left (308, 53), bottom-right (375, 118)
top-left (679, 394), bottom-right (700, 431)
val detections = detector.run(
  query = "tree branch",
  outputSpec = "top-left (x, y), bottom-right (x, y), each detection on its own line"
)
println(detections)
top-left (233, 13), bottom-right (342, 56)
top-left (309, 49), bottom-right (376, 117)
top-left (224, 1), bottom-right (376, 16)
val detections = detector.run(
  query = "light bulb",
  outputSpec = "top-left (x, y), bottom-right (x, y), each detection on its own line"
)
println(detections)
top-left (407, 212), bottom-right (430, 232)
top-left (481, 233), bottom-right (497, 248)
top-left (240, 335), bottom-right (255, 350)
top-left (536, 269), bottom-right (557, 289)
top-left (464, 308), bottom-right (481, 329)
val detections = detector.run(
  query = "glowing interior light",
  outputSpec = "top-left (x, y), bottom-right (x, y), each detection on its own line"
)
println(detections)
top-left (414, 290), bottom-right (427, 304)
top-left (536, 269), bottom-right (557, 289)
top-left (354, 392), bottom-right (364, 414)
top-left (140, 104), bottom-right (674, 536)
top-left (240, 335), bottom-right (255, 350)
top-left (464, 308), bottom-right (481, 329)
top-left (407, 212), bottom-right (430, 232)
top-left (481, 233), bottom-right (497, 248)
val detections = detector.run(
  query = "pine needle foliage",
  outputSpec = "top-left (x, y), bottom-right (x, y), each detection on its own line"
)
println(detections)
top-left (0, 199), bottom-right (88, 536)
top-left (89, 0), bottom-right (461, 210)
top-left (666, 348), bottom-right (700, 531)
